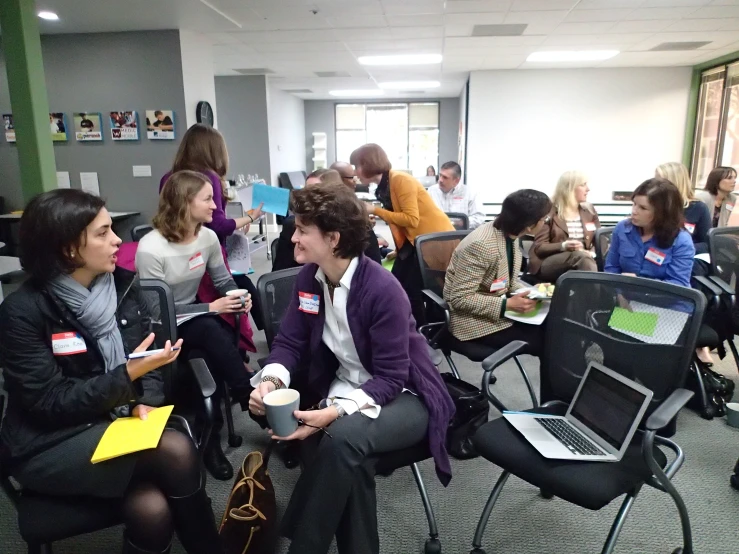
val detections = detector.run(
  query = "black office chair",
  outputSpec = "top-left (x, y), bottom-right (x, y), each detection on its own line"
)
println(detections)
top-left (130, 224), bottom-right (153, 242)
top-left (415, 231), bottom-right (539, 408)
top-left (255, 267), bottom-right (443, 554)
top-left (593, 226), bottom-right (614, 272)
top-left (469, 272), bottom-right (704, 554)
top-left (445, 212), bottom-right (469, 231)
top-left (270, 238), bottom-right (279, 267)
top-left (1, 280), bottom-right (217, 554)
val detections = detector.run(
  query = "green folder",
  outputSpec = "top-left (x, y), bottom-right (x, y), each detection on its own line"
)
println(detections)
top-left (608, 307), bottom-right (658, 337)
top-left (382, 258), bottom-right (394, 271)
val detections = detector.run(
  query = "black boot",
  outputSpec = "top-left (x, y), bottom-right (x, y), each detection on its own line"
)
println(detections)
top-left (169, 485), bottom-right (224, 554)
top-left (122, 532), bottom-right (171, 554)
top-left (203, 433), bottom-right (233, 481)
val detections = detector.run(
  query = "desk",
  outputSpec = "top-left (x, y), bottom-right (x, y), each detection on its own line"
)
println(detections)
top-left (0, 256), bottom-right (22, 303)
top-left (0, 210), bottom-right (140, 255)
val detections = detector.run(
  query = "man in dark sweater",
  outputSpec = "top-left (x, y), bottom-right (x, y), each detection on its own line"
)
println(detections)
top-left (272, 168), bottom-right (382, 271)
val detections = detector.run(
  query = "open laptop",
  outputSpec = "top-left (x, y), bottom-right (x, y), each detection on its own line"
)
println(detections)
top-left (503, 363), bottom-right (653, 462)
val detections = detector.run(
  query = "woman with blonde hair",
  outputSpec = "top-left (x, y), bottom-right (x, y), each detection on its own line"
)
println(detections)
top-left (351, 143), bottom-right (453, 324)
top-left (139, 170), bottom-right (255, 481)
top-left (528, 170), bottom-right (599, 281)
top-left (655, 162), bottom-right (710, 255)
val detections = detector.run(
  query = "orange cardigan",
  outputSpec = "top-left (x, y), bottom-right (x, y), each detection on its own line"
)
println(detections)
top-left (374, 171), bottom-right (454, 248)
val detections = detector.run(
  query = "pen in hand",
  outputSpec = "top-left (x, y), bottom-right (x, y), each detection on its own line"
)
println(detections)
top-left (127, 347), bottom-right (181, 360)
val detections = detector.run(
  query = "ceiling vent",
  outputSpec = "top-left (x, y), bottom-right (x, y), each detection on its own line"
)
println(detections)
top-left (233, 67), bottom-right (274, 75)
top-left (315, 71), bottom-right (351, 77)
top-left (472, 24), bottom-right (527, 37)
top-left (649, 41), bottom-right (711, 51)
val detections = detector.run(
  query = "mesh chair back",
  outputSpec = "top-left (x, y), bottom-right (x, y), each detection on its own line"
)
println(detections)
top-left (708, 226), bottom-right (739, 289)
top-left (445, 212), bottom-right (469, 231)
top-left (415, 231), bottom-right (471, 297)
top-left (257, 267), bottom-right (302, 349)
top-left (131, 225), bottom-right (154, 242)
top-left (594, 227), bottom-right (614, 272)
top-left (139, 279), bottom-right (178, 399)
top-left (543, 272), bottom-right (705, 421)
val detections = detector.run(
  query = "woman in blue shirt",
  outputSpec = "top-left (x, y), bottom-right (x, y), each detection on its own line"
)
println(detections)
top-left (605, 178), bottom-right (694, 287)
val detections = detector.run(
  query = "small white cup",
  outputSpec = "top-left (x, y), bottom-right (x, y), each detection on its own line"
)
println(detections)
top-left (226, 289), bottom-right (248, 298)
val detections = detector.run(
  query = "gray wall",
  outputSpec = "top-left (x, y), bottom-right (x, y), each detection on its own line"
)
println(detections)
top-left (0, 31), bottom-right (186, 229)
top-left (214, 75), bottom-right (271, 181)
top-left (303, 97), bottom-right (461, 171)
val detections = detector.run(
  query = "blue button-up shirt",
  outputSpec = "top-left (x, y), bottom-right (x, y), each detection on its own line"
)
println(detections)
top-left (604, 219), bottom-right (694, 287)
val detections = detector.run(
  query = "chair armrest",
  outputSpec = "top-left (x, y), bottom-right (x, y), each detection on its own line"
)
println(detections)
top-left (188, 358), bottom-right (217, 398)
top-left (692, 275), bottom-right (722, 297)
top-left (645, 389), bottom-right (693, 431)
top-left (481, 340), bottom-right (529, 372)
top-left (422, 289), bottom-right (449, 311)
top-left (709, 276), bottom-right (735, 296)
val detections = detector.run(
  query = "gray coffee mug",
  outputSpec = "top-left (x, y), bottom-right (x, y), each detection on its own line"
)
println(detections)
top-left (263, 389), bottom-right (300, 437)
top-left (726, 402), bottom-right (739, 429)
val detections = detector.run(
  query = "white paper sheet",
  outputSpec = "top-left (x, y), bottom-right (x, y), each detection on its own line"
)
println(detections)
top-left (695, 253), bottom-right (711, 264)
top-left (80, 172), bottom-right (100, 195)
top-left (226, 230), bottom-right (252, 274)
top-left (235, 185), bottom-right (254, 212)
top-left (56, 171), bottom-right (71, 189)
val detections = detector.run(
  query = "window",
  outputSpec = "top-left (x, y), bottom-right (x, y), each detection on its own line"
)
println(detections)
top-left (335, 102), bottom-right (439, 177)
top-left (690, 61), bottom-right (739, 187)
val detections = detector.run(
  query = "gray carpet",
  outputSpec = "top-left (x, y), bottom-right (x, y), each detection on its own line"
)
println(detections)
top-left (2, 247), bottom-right (739, 554)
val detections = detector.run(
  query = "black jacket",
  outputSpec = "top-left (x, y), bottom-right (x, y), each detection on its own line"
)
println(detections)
top-left (0, 267), bottom-right (164, 466)
top-left (272, 215), bottom-right (383, 272)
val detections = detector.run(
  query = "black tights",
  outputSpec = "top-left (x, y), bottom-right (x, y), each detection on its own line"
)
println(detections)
top-left (122, 430), bottom-right (200, 552)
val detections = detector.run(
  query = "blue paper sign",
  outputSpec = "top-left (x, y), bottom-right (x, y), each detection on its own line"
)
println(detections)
top-left (252, 183), bottom-right (290, 216)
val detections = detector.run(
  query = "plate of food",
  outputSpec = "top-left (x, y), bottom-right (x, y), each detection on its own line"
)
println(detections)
top-left (516, 283), bottom-right (555, 300)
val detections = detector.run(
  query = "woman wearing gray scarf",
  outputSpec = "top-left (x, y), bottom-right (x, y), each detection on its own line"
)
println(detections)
top-left (0, 190), bottom-right (223, 554)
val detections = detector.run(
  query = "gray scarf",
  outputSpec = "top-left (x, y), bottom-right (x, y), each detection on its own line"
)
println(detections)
top-left (49, 273), bottom-right (127, 372)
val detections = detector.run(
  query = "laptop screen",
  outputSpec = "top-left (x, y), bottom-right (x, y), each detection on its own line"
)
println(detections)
top-left (569, 367), bottom-right (649, 450)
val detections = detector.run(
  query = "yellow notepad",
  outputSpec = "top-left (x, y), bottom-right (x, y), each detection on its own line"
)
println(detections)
top-left (91, 405), bottom-right (174, 464)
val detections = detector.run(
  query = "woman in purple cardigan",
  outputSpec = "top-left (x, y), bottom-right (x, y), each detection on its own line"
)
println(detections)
top-left (248, 183), bottom-right (454, 554)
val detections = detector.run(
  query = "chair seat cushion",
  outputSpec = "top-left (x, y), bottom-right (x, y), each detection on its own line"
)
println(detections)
top-left (376, 442), bottom-right (431, 475)
top-left (18, 492), bottom-right (122, 544)
top-left (472, 406), bottom-right (667, 510)
top-left (697, 324), bottom-right (720, 348)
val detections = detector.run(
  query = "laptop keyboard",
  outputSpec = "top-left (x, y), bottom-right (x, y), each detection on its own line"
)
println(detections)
top-left (535, 418), bottom-right (606, 456)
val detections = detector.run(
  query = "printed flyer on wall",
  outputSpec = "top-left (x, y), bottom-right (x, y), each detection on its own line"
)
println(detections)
top-left (50, 112), bottom-right (68, 141)
top-left (74, 113), bottom-right (103, 141)
top-left (3, 114), bottom-right (15, 142)
top-left (110, 111), bottom-right (139, 141)
top-left (146, 109), bottom-right (175, 140)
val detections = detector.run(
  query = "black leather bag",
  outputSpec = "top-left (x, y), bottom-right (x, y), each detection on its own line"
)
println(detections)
top-left (442, 372), bottom-right (489, 459)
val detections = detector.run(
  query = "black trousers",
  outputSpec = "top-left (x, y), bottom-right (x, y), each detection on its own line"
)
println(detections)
top-left (391, 243), bottom-right (426, 326)
top-left (281, 393), bottom-right (429, 554)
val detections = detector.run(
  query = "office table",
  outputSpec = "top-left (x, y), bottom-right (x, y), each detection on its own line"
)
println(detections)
top-left (0, 211), bottom-right (140, 255)
top-left (0, 256), bottom-right (22, 303)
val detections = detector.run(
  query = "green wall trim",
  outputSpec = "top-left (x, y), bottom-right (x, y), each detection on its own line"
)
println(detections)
top-left (0, 0), bottom-right (56, 203)
top-left (683, 49), bottom-right (739, 171)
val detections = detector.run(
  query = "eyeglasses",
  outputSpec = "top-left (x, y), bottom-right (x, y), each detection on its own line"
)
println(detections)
top-left (301, 396), bottom-right (365, 438)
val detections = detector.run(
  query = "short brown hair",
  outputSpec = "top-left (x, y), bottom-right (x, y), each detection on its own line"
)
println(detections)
top-left (291, 183), bottom-right (369, 259)
top-left (349, 143), bottom-right (392, 176)
top-left (632, 178), bottom-right (684, 249)
top-left (306, 168), bottom-right (343, 186)
top-left (172, 123), bottom-right (229, 179)
top-left (704, 166), bottom-right (737, 196)
top-left (154, 170), bottom-right (210, 242)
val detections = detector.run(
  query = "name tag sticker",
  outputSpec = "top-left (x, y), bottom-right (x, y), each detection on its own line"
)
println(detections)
top-left (585, 222), bottom-right (596, 232)
top-left (453, 196), bottom-right (464, 201)
top-left (684, 222), bottom-right (695, 234)
top-left (490, 277), bottom-right (507, 292)
top-left (645, 247), bottom-right (666, 266)
top-left (51, 332), bottom-right (87, 356)
top-left (298, 292), bottom-right (320, 314)
top-left (727, 204), bottom-right (735, 212)
top-left (188, 252), bottom-right (205, 271)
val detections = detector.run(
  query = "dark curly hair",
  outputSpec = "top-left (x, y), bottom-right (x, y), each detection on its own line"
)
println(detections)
top-left (291, 183), bottom-right (369, 259)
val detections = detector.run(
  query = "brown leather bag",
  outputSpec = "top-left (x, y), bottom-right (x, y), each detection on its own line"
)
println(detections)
top-left (219, 446), bottom-right (277, 554)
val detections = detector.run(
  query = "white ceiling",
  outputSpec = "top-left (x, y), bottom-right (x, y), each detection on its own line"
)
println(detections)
top-left (32, 0), bottom-right (739, 99)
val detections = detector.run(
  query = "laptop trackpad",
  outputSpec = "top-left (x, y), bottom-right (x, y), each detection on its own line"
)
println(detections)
top-left (526, 428), bottom-right (556, 443)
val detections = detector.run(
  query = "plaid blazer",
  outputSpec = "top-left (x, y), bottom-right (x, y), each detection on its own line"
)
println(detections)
top-left (443, 223), bottom-right (524, 341)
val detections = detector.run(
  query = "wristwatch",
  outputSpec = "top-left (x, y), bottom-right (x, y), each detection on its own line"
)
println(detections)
top-left (332, 401), bottom-right (346, 418)
top-left (261, 376), bottom-right (282, 390)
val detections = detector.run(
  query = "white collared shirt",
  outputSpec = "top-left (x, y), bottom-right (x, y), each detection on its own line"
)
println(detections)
top-left (427, 183), bottom-right (485, 229)
top-left (252, 257), bottom-right (381, 418)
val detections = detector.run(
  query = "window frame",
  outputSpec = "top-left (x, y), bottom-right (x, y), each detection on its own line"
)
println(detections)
top-left (334, 101), bottom-right (440, 174)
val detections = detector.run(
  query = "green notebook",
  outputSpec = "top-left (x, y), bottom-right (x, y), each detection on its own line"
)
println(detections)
top-left (608, 307), bottom-right (658, 337)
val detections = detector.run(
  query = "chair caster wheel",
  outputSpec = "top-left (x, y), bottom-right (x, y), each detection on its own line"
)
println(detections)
top-left (470, 549), bottom-right (486, 554)
top-left (228, 435), bottom-right (243, 448)
top-left (540, 489), bottom-right (554, 499)
top-left (700, 405), bottom-right (715, 420)
top-left (730, 473), bottom-right (739, 491)
top-left (424, 538), bottom-right (441, 554)
top-left (671, 548), bottom-right (683, 554)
